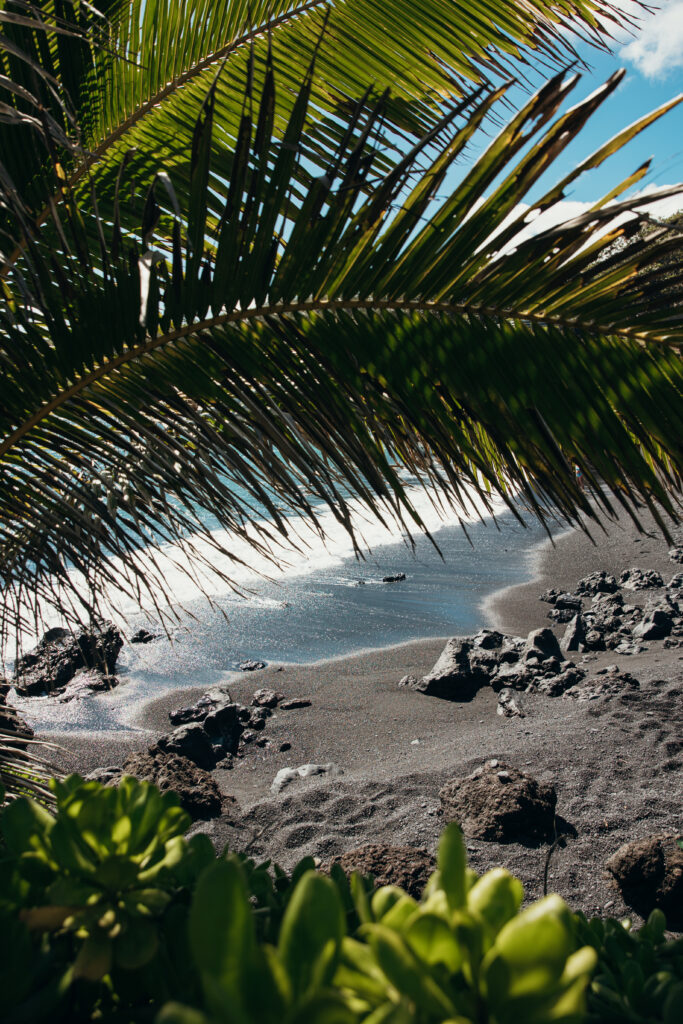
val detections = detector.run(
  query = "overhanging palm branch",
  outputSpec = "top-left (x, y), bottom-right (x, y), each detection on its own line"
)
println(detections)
top-left (0, 730), bottom-right (60, 806)
top-left (0, 0), bottom-right (652, 279)
top-left (1, 48), bottom-right (682, 638)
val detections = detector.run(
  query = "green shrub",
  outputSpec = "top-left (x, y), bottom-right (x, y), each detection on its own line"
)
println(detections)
top-left (576, 910), bottom-right (683, 1023)
top-left (1, 774), bottom-right (680, 1023)
top-left (161, 824), bottom-right (596, 1024)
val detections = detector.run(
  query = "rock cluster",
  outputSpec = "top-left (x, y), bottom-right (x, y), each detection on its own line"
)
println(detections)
top-left (439, 761), bottom-right (557, 844)
top-left (400, 627), bottom-right (586, 700)
top-left (12, 622), bottom-right (123, 696)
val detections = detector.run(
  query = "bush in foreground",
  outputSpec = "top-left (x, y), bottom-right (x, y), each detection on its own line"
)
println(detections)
top-left (0, 775), bottom-right (680, 1023)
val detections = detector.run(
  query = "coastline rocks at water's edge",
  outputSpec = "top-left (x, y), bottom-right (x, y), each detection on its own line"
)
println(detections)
top-left (607, 835), bottom-right (683, 929)
top-left (439, 761), bottom-right (557, 844)
top-left (12, 622), bottom-right (123, 696)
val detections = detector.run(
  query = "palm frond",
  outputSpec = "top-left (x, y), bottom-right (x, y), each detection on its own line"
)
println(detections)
top-left (0, 50), bottom-right (681, 637)
top-left (0, 729), bottom-right (61, 806)
top-left (0, 0), bottom-right (653, 276)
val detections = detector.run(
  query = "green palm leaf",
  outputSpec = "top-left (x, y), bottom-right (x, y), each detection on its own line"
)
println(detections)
top-left (0, 0), bottom-right (651, 275)
top-left (1, 46), bottom-right (681, 636)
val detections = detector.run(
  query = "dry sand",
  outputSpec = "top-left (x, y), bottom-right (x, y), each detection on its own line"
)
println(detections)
top-left (49, 507), bottom-right (683, 925)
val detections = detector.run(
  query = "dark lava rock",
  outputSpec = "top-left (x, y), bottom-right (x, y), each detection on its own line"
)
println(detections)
top-left (153, 723), bottom-right (218, 770)
top-left (539, 588), bottom-right (562, 604)
top-left (203, 702), bottom-right (243, 752)
top-left (279, 697), bottom-right (312, 710)
top-left (633, 609), bottom-right (672, 641)
top-left (471, 629), bottom-right (504, 650)
top-left (563, 669), bottom-right (640, 701)
top-left (667, 573), bottom-right (683, 589)
top-left (561, 614), bottom-right (586, 653)
top-left (524, 628), bottom-right (562, 662)
top-left (252, 688), bottom-right (282, 708)
top-left (607, 835), bottom-right (683, 928)
top-left (584, 629), bottom-right (606, 651)
top-left (547, 608), bottom-right (577, 624)
top-left (247, 706), bottom-right (271, 731)
top-left (130, 628), bottom-right (157, 644)
top-left (13, 622), bottom-right (123, 696)
top-left (497, 689), bottom-right (525, 718)
top-left (491, 663), bottom-right (537, 692)
top-left (382, 573), bottom-right (407, 583)
top-left (575, 571), bottom-right (618, 596)
top-left (239, 660), bottom-right (267, 671)
top-left (0, 704), bottom-right (34, 743)
top-left (279, 741), bottom-right (292, 752)
top-left (401, 638), bottom-right (485, 701)
top-left (668, 547), bottom-right (683, 564)
top-left (620, 568), bottom-right (664, 591)
top-left (440, 762), bottom-right (556, 844)
top-left (95, 751), bottom-right (231, 822)
top-left (331, 844), bottom-right (435, 899)
top-left (535, 666), bottom-right (586, 697)
top-left (169, 694), bottom-right (218, 725)
top-left (555, 594), bottom-right (583, 612)
top-left (58, 668), bottom-right (119, 702)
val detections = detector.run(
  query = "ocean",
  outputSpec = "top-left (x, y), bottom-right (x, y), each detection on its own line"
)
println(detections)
top-left (10, 480), bottom-right (554, 733)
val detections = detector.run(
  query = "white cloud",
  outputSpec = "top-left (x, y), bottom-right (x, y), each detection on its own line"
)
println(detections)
top-left (619, 1), bottom-right (683, 79)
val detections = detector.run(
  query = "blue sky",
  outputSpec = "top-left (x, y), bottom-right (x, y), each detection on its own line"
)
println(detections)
top-left (538, 0), bottom-right (683, 206)
top-left (445, 1), bottom-right (683, 222)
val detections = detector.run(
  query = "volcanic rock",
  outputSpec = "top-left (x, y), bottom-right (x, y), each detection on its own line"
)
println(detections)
top-left (439, 761), bottom-right (556, 844)
top-left (633, 609), bottom-right (672, 641)
top-left (382, 573), bottom-right (406, 583)
top-left (668, 547), bottom-right (683, 564)
top-left (401, 638), bottom-right (485, 701)
top-left (239, 660), bottom-right (267, 671)
top-left (13, 622), bottom-right (123, 696)
top-left (575, 571), bottom-right (618, 596)
top-left (667, 572), bottom-right (683, 590)
top-left (0, 704), bottom-right (34, 743)
top-left (252, 688), bottom-right (282, 708)
top-left (561, 614), bottom-right (586, 653)
top-left (89, 751), bottom-right (231, 822)
top-left (607, 835), bottom-right (683, 928)
top-left (563, 669), bottom-right (640, 701)
top-left (130, 628), bottom-right (157, 644)
top-left (279, 697), bottom-right (312, 710)
top-left (471, 629), bottom-right (504, 650)
top-left (497, 689), bottom-right (525, 718)
top-left (523, 628), bottom-right (562, 662)
top-left (619, 568), bottom-right (664, 591)
top-left (153, 723), bottom-right (218, 770)
top-left (331, 844), bottom-right (435, 899)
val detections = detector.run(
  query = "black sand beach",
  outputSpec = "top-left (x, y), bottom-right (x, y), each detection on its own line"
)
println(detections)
top-left (46, 507), bottom-right (683, 926)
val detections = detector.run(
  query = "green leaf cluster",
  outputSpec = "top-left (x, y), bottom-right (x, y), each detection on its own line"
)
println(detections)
top-left (2, 777), bottom-right (683, 1023)
top-left (577, 910), bottom-right (683, 1023)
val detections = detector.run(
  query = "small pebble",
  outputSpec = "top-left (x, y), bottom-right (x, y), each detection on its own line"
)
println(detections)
top-left (489, 759), bottom-right (499, 768)
top-left (497, 770), bottom-right (511, 781)
top-left (411, 739), bottom-right (420, 745)
top-left (279, 741), bottom-right (292, 752)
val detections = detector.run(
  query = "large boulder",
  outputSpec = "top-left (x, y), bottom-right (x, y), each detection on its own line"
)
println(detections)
top-left (331, 844), bottom-right (435, 899)
top-left (153, 723), bottom-right (218, 770)
top-left (561, 614), bottom-right (586, 653)
top-left (440, 761), bottom-right (557, 844)
top-left (523, 628), bottom-right (562, 662)
top-left (13, 622), bottom-right (122, 696)
top-left (633, 609), bottom-right (672, 641)
top-left (607, 835), bottom-right (683, 928)
top-left (400, 638), bottom-right (485, 701)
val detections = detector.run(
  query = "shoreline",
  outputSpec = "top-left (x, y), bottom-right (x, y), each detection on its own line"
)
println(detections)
top-left (42, 507), bottom-right (683, 925)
